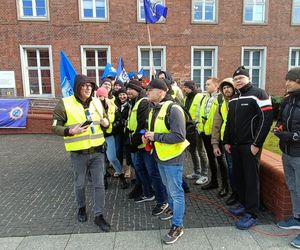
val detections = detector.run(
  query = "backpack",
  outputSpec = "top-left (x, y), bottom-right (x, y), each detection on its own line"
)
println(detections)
top-left (165, 102), bottom-right (197, 144)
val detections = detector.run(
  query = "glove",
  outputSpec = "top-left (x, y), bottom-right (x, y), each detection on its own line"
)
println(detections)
top-left (273, 131), bottom-right (293, 142)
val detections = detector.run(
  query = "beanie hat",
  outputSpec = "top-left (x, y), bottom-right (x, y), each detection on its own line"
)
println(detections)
top-left (96, 87), bottom-right (108, 98)
top-left (233, 66), bottom-right (250, 78)
top-left (114, 80), bottom-right (123, 86)
top-left (286, 67), bottom-right (300, 83)
top-left (101, 78), bottom-right (112, 86)
top-left (146, 79), bottom-right (168, 91)
top-left (184, 80), bottom-right (196, 91)
top-left (126, 79), bottom-right (143, 93)
top-left (116, 86), bottom-right (127, 96)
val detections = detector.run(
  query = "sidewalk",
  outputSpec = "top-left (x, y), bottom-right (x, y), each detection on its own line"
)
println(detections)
top-left (0, 134), bottom-right (297, 249)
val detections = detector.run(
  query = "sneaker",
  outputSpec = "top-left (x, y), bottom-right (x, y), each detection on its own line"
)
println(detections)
top-left (291, 234), bottom-right (300, 248)
top-left (134, 195), bottom-right (155, 203)
top-left (228, 205), bottom-right (245, 216)
top-left (186, 173), bottom-right (200, 180)
top-left (277, 216), bottom-right (300, 230)
top-left (77, 207), bottom-right (87, 222)
top-left (235, 213), bottom-right (257, 230)
top-left (152, 203), bottom-right (169, 216)
top-left (159, 208), bottom-right (173, 221)
top-left (163, 224), bottom-right (184, 244)
top-left (195, 176), bottom-right (209, 185)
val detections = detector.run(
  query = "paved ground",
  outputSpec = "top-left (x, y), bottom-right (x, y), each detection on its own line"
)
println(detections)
top-left (0, 134), bottom-right (275, 239)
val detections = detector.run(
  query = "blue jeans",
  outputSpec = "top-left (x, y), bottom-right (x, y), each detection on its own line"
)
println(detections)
top-left (158, 163), bottom-right (185, 227)
top-left (105, 135), bottom-right (123, 174)
top-left (115, 133), bottom-right (132, 166)
top-left (70, 151), bottom-right (105, 216)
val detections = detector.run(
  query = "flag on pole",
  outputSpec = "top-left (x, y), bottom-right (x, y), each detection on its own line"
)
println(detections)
top-left (0, 99), bottom-right (29, 128)
top-left (116, 57), bottom-right (130, 83)
top-left (101, 63), bottom-right (117, 80)
top-left (143, 0), bottom-right (168, 24)
top-left (137, 68), bottom-right (146, 79)
top-left (60, 50), bottom-right (77, 98)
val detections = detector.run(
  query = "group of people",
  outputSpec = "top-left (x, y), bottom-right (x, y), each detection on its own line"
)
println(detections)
top-left (52, 64), bottom-right (300, 247)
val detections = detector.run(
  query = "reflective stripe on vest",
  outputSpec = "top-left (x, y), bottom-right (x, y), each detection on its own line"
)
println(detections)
top-left (63, 96), bottom-right (105, 151)
top-left (148, 101), bottom-right (189, 161)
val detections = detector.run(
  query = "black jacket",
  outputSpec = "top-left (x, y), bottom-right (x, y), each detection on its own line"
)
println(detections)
top-left (277, 91), bottom-right (300, 156)
top-left (113, 100), bottom-right (130, 135)
top-left (223, 83), bottom-right (273, 148)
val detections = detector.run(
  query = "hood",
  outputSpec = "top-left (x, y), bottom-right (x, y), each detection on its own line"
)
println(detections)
top-left (219, 78), bottom-right (235, 95)
top-left (156, 70), bottom-right (173, 82)
top-left (73, 74), bottom-right (96, 106)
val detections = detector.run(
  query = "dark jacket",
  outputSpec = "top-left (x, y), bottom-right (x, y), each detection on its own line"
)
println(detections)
top-left (113, 99), bottom-right (130, 135)
top-left (184, 89), bottom-right (201, 111)
top-left (277, 91), bottom-right (300, 156)
top-left (223, 83), bottom-right (273, 148)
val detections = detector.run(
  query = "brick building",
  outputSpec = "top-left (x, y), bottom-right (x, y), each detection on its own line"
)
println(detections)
top-left (0, 0), bottom-right (300, 100)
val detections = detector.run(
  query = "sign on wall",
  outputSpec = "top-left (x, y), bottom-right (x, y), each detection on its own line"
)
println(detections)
top-left (0, 71), bottom-right (16, 96)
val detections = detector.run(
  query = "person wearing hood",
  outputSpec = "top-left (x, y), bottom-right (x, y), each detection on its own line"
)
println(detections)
top-left (275, 67), bottom-right (300, 248)
top-left (211, 78), bottom-right (236, 202)
top-left (224, 66), bottom-right (273, 230)
top-left (157, 70), bottom-right (184, 103)
top-left (52, 74), bottom-right (111, 232)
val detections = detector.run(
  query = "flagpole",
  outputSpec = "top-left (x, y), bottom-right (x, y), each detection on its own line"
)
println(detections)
top-left (146, 23), bottom-right (154, 80)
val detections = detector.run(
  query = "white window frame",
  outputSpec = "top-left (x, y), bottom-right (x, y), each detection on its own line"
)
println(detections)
top-left (191, 0), bottom-right (218, 24)
top-left (20, 45), bottom-right (54, 97)
top-left (79, 0), bottom-right (109, 22)
top-left (241, 47), bottom-right (267, 89)
top-left (16, 0), bottom-right (50, 21)
top-left (191, 46), bottom-right (218, 91)
top-left (81, 45), bottom-right (111, 86)
top-left (292, 0), bottom-right (300, 25)
top-left (243, 0), bottom-right (268, 25)
top-left (137, 46), bottom-right (166, 77)
top-left (289, 47), bottom-right (300, 69)
top-left (137, 0), bottom-right (166, 23)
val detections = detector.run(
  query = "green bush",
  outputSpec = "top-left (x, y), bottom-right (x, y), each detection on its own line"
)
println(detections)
top-left (271, 95), bottom-right (284, 120)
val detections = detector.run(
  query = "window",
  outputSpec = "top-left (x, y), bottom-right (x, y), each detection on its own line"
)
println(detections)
top-left (289, 48), bottom-right (300, 69)
top-left (191, 46), bottom-right (218, 91)
top-left (137, 0), bottom-right (165, 22)
top-left (17, 0), bottom-right (49, 20)
top-left (242, 47), bottom-right (267, 88)
top-left (138, 46), bottom-right (166, 78)
top-left (292, 0), bottom-right (300, 25)
top-left (243, 0), bottom-right (267, 24)
top-left (81, 46), bottom-right (111, 86)
top-left (20, 45), bottom-right (54, 97)
top-left (79, 0), bottom-right (108, 21)
top-left (192, 0), bottom-right (217, 23)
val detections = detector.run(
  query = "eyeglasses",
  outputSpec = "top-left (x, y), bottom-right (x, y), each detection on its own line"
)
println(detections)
top-left (81, 83), bottom-right (93, 89)
top-left (233, 76), bottom-right (246, 82)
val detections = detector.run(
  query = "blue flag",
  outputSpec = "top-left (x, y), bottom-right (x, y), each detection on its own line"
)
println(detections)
top-left (101, 63), bottom-right (117, 80)
top-left (128, 72), bottom-right (137, 79)
top-left (60, 50), bottom-right (77, 98)
top-left (116, 57), bottom-right (129, 83)
top-left (143, 0), bottom-right (168, 23)
top-left (137, 68), bottom-right (146, 78)
top-left (0, 99), bottom-right (29, 128)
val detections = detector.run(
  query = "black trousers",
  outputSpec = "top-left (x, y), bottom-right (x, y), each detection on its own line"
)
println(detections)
top-left (231, 144), bottom-right (260, 216)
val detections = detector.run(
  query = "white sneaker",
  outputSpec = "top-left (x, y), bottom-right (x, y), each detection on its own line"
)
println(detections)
top-left (195, 176), bottom-right (209, 185)
top-left (186, 173), bottom-right (200, 180)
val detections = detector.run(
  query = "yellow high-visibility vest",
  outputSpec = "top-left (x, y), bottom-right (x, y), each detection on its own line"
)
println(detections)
top-left (220, 99), bottom-right (228, 141)
top-left (63, 96), bottom-right (105, 151)
top-left (148, 101), bottom-right (189, 161)
top-left (184, 93), bottom-right (205, 121)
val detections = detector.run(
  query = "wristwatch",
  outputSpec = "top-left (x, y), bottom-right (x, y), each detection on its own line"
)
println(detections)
top-left (293, 132), bottom-right (300, 141)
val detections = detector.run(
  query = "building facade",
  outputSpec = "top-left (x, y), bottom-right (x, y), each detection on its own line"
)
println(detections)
top-left (1, 0), bottom-right (300, 99)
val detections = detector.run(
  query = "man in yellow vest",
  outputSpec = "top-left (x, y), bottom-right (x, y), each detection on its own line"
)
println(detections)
top-left (52, 74), bottom-right (111, 232)
top-left (143, 79), bottom-right (189, 244)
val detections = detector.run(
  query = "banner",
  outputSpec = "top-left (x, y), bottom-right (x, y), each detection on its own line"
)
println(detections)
top-left (0, 99), bottom-right (29, 128)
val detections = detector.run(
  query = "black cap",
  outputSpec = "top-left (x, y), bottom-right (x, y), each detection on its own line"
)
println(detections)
top-left (184, 80), bottom-right (196, 91)
top-left (233, 66), bottom-right (250, 78)
top-left (126, 80), bottom-right (143, 92)
top-left (146, 79), bottom-right (168, 91)
top-left (286, 67), bottom-right (300, 83)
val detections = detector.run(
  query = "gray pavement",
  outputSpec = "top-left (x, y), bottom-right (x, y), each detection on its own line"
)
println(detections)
top-left (0, 134), bottom-right (298, 249)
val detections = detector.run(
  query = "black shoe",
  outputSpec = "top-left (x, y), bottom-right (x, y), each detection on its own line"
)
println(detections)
top-left (94, 214), bottom-right (111, 232)
top-left (226, 192), bottom-right (239, 206)
top-left (152, 203), bottom-right (169, 216)
top-left (201, 182), bottom-right (218, 190)
top-left (105, 171), bottom-right (111, 178)
top-left (77, 207), bottom-right (87, 222)
top-left (128, 184), bottom-right (142, 199)
top-left (183, 187), bottom-right (191, 193)
top-left (119, 174), bottom-right (129, 189)
top-left (218, 186), bottom-right (229, 198)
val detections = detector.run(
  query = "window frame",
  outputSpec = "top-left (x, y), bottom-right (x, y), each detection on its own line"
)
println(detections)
top-left (80, 45), bottom-right (111, 86)
top-left (137, 0), bottom-right (166, 23)
top-left (242, 0), bottom-right (268, 25)
top-left (20, 45), bottom-right (54, 97)
top-left (191, 46), bottom-right (218, 91)
top-left (241, 46), bottom-right (267, 89)
top-left (289, 47), bottom-right (300, 69)
top-left (16, 0), bottom-right (50, 21)
top-left (79, 0), bottom-right (109, 22)
top-left (137, 46), bottom-right (166, 78)
top-left (292, 0), bottom-right (300, 25)
top-left (191, 0), bottom-right (218, 24)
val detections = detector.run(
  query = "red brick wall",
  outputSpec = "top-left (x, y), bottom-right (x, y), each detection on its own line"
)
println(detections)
top-left (0, 0), bottom-right (299, 97)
